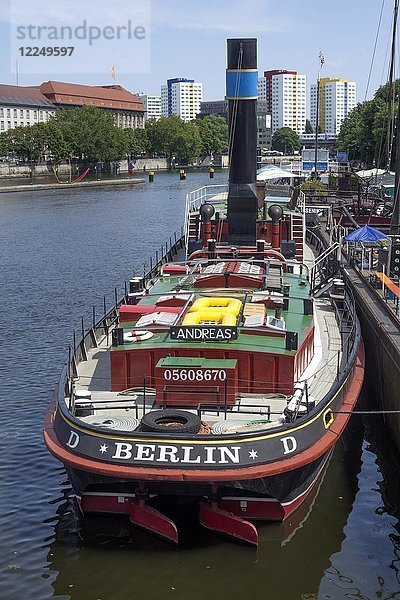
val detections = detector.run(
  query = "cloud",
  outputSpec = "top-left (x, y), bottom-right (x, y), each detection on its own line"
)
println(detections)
top-left (151, 0), bottom-right (293, 34)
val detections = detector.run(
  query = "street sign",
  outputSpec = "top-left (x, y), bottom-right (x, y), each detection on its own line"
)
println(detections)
top-left (302, 161), bottom-right (328, 171)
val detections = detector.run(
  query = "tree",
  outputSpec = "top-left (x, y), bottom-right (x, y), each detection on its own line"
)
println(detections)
top-left (304, 119), bottom-right (313, 134)
top-left (272, 127), bottom-right (300, 153)
top-left (144, 116), bottom-right (182, 158)
top-left (143, 116), bottom-right (202, 163)
top-left (3, 123), bottom-right (48, 177)
top-left (123, 127), bottom-right (148, 157)
top-left (196, 115), bottom-right (228, 156)
top-left (337, 79), bottom-right (400, 168)
top-left (44, 120), bottom-right (70, 162)
top-left (0, 131), bottom-right (11, 157)
top-left (174, 121), bottom-right (201, 164)
top-left (52, 106), bottom-right (127, 162)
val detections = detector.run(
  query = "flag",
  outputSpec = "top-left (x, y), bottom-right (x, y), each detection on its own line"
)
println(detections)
top-left (111, 65), bottom-right (115, 81)
top-left (319, 51), bottom-right (325, 67)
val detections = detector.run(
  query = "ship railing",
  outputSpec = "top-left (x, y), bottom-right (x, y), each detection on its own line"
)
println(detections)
top-left (63, 227), bottom-right (186, 407)
top-left (297, 189), bottom-right (306, 214)
top-left (184, 185), bottom-right (228, 258)
top-left (307, 230), bottom-right (340, 293)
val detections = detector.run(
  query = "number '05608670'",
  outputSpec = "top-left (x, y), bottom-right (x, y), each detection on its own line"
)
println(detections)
top-left (163, 369), bottom-right (227, 382)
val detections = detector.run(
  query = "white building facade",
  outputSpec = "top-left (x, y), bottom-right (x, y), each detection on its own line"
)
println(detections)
top-left (310, 78), bottom-right (357, 136)
top-left (161, 78), bottom-right (203, 122)
top-left (139, 94), bottom-right (161, 121)
top-left (257, 77), bottom-right (267, 102)
top-left (258, 70), bottom-right (306, 135)
top-left (0, 85), bottom-right (55, 133)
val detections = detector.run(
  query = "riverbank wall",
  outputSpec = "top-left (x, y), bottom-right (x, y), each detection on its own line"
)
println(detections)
top-left (343, 266), bottom-right (400, 446)
top-left (0, 154), bottom-right (229, 180)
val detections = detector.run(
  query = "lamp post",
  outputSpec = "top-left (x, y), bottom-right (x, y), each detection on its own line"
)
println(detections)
top-left (313, 51), bottom-right (325, 178)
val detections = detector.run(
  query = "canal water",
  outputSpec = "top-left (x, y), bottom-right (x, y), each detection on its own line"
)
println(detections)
top-left (0, 171), bottom-right (400, 600)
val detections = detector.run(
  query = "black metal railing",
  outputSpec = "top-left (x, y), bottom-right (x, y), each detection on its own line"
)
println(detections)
top-left (64, 228), bottom-right (186, 406)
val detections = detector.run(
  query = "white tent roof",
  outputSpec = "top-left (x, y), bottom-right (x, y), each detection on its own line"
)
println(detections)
top-left (355, 168), bottom-right (386, 178)
top-left (257, 165), bottom-right (294, 181)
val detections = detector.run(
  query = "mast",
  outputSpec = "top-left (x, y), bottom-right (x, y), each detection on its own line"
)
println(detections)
top-left (226, 38), bottom-right (258, 245)
top-left (313, 51), bottom-right (324, 178)
top-left (390, 0), bottom-right (400, 234)
top-left (386, 0), bottom-right (399, 172)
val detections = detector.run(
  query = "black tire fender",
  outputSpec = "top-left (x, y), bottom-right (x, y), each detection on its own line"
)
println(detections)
top-left (140, 409), bottom-right (201, 434)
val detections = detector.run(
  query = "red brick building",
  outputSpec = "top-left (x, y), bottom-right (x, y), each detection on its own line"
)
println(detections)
top-left (39, 81), bottom-right (145, 129)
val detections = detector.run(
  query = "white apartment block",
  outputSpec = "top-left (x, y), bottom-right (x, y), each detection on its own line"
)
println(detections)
top-left (0, 84), bottom-right (55, 133)
top-left (259, 71), bottom-right (306, 135)
top-left (258, 77), bottom-right (267, 101)
top-left (161, 78), bottom-right (203, 122)
top-left (272, 73), bottom-right (306, 135)
top-left (139, 94), bottom-right (161, 121)
top-left (310, 78), bottom-right (357, 136)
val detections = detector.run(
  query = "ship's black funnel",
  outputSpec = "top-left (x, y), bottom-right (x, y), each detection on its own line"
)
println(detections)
top-left (226, 38), bottom-right (258, 244)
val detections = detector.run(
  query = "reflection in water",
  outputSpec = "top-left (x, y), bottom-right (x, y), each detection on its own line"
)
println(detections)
top-left (318, 390), bottom-right (400, 599)
top-left (1, 173), bottom-right (400, 599)
top-left (46, 414), bottom-right (363, 600)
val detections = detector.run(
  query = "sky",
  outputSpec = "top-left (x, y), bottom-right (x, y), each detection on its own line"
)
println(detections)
top-left (0, 0), bottom-right (396, 106)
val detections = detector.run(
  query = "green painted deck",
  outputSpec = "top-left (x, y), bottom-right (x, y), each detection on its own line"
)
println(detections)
top-left (116, 268), bottom-right (313, 356)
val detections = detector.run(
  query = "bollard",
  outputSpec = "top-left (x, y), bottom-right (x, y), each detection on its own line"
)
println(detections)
top-left (209, 167), bottom-right (215, 179)
top-left (149, 171), bottom-right (155, 182)
top-left (179, 169), bottom-right (186, 180)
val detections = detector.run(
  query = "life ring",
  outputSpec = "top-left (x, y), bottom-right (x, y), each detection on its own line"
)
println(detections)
top-left (123, 330), bottom-right (154, 343)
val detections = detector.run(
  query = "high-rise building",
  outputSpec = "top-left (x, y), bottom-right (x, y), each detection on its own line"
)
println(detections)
top-left (139, 94), bottom-right (161, 121)
top-left (198, 100), bottom-right (228, 120)
top-left (310, 78), bottom-right (357, 136)
top-left (161, 78), bottom-right (203, 122)
top-left (258, 70), bottom-right (306, 135)
top-left (256, 100), bottom-right (272, 149)
top-left (198, 99), bottom-right (271, 148)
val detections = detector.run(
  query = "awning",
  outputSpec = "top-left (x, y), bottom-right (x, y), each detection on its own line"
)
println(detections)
top-left (344, 225), bottom-right (389, 243)
top-left (257, 165), bottom-right (294, 181)
top-left (355, 168), bottom-right (386, 178)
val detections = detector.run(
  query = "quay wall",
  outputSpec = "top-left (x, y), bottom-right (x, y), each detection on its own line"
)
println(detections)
top-left (343, 267), bottom-right (400, 444)
top-left (0, 155), bottom-right (229, 180)
top-left (0, 158), bottom-right (170, 179)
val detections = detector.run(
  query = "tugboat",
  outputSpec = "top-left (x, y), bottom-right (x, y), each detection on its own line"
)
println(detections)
top-left (44, 38), bottom-right (365, 546)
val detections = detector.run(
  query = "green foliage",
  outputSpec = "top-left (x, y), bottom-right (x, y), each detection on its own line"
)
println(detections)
top-left (195, 115), bottom-right (228, 155)
top-left (145, 116), bottom-right (182, 158)
top-left (272, 127), bottom-right (300, 153)
top-left (44, 120), bottom-right (70, 162)
top-left (143, 116), bottom-right (201, 164)
top-left (0, 108), bottom-right (216, 167)
top-left (337, 79), bottom-right (400, 168)
top-left (304, 119), bottom-right (313, 134)
top-left (300, 178), bottom-right (328, 192)
top-left (2, 123), bottom-right (48, 163)
top-left (122, 127), bottom-right (148, 157)
top-left (328, 173), bottom-right (338, 190)
top-left (174, 121), bottom-right (201, 164)
top-left (52, 106), bottom-right (126, 162)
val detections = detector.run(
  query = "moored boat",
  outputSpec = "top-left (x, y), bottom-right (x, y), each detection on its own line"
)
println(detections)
top-left (44, 38), bottom-right (364, 546)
